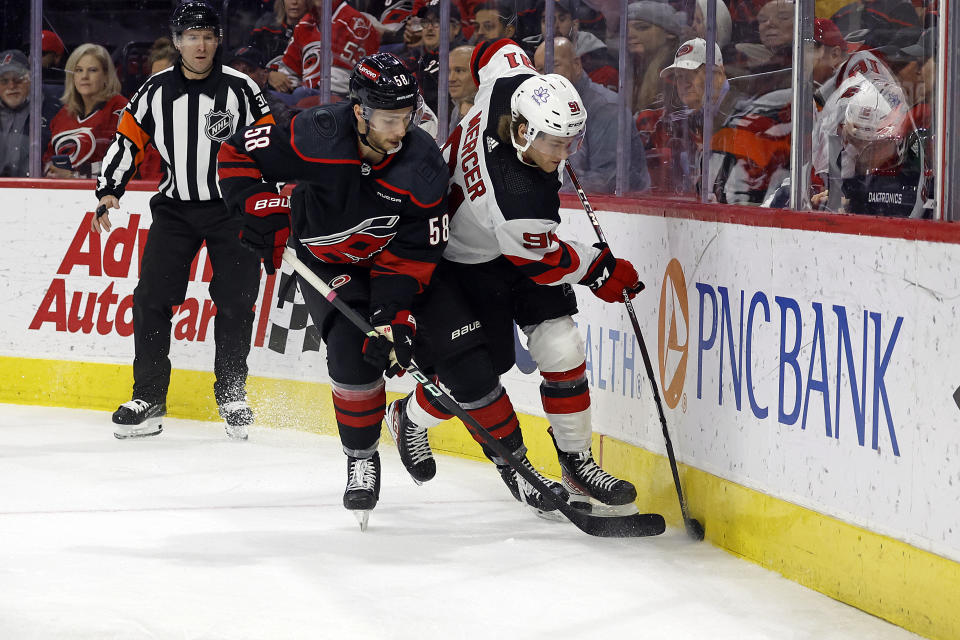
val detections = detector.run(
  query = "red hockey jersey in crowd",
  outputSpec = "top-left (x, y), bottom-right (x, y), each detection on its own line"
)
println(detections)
top-left (44, 94), bottom-right (127, 178)
top-left (277, 2), bottom-right (381, 94)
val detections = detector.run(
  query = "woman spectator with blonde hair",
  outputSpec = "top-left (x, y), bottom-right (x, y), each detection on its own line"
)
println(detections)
top-left (44, 43), bottom-right (127, 178)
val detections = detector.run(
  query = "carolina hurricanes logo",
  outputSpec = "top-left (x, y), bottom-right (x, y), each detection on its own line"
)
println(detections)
top-left (301, 216), bottom-right (400, 263)
top-left (51, 127), bottom-right (97, 166)
top-left (301, 41), bottom-right (325, 86)
top-left (676, 44), bottom-right (694, 57)
top-left (347, 16), bottom-right (371, 39)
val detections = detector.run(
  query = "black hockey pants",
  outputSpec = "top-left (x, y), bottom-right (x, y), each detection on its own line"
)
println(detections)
top-left (131, 194), bottom-right (260, 404)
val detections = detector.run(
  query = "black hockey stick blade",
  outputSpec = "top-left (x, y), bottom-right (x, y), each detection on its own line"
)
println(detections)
top-left (283, 248), bottom-right (665, 538)
top-left (566, 507), bottom-right (666, 537)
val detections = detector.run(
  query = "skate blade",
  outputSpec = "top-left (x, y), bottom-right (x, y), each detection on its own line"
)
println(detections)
top-left (574, 501), bottom-right (640, 517)
top-left (224, 425), bottom-right (249, 441)
top-left (113, 421), bottom-right (163, 439)
top-left (563, 481), bottom-right (640, 517)
top-left (523, 503), bottom-right (565, 522)
top-left (352, 509), bottom-right (371, 531)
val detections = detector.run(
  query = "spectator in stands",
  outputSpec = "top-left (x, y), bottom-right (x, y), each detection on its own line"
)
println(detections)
top-left (397, 0), bottom-right (466, 113)
top-left (523, 0), bottom-right (619, 90)
top-left (44, 44), bottom-right (125, 179)
top-left (249, 0), bottom-right (308, 92)
top-left (0, 49), bottom-right (58, 177)
top-left (636, 38), bottom-right (729, 197)
top-left (40, 30), bottom-right (67, 88)
top-left (274, 0), bottom-right (382, 100)
top-left (447, 44), bottom-right (476, 129)
top-left (830, 0), bottom-right (922, 53)
top-left (626, 1), bottom-right (685, 113)
top-left (731, 0), bottom-right (793, 75)
top-left (147, 37), bottom-right (178, 75)
top-left (535, 37), bottom-right (649, 193)
top-left (227, 46), bottom-right (293, 130)
top-left (812, 76), bottom-right (930, 217)
top-left (810, 18), bottom-right (901, 185)
top-left (472, 0), bottom-right (518, 42)
top-left (688, 0), bottom-right (732, 51)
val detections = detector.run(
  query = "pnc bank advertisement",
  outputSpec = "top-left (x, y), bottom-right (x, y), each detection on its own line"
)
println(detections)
top-left (1, 186), bottom-right (959, 564)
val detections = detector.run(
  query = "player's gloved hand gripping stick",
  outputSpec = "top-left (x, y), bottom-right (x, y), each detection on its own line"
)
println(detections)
top-left (282, 247), bottom-right (665, 538)
top-left (565, 164), bottom-right (706, 541)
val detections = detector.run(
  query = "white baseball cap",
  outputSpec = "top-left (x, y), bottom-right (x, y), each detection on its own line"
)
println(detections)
top-left (659, 38), bottom-right (724, 79)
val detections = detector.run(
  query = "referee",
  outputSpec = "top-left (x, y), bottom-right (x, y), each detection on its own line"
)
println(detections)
top-left (92, 1), bottom-right (274, 441)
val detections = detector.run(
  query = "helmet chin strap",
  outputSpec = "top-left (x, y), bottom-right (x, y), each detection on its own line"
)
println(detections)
top-left (357, 118), bottom-right (402, 156)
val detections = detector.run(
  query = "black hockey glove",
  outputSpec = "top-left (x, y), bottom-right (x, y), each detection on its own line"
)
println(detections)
top-left (362, 309), bottom-right (416, 377)
top-left (579, 243), bottom-right (645, 303)
top-left (239, 191), bottom-right (291, 275)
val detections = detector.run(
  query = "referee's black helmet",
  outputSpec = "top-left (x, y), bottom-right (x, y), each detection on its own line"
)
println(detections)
top-left (349, 53), bottom-right (419, 111)
top-left (171, 2), bottom-right (223, 39)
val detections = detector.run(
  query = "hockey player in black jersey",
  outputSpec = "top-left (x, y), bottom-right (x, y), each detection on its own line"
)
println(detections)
top-left (218, 52), bottom-right (566, 528)
top-left (386, 40), bottom-right (646, 515)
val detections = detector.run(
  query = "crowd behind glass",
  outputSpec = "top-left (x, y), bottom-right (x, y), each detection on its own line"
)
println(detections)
top-left (0, 0), bottom-right (939, 218)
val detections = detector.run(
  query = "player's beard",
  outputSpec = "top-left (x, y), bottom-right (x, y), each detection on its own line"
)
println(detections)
top-left (365, 126), bottom-right (404, 156)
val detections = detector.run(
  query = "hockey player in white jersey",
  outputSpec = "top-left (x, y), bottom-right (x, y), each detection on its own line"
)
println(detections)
top-left (385, 39), bottom-right (644, 513)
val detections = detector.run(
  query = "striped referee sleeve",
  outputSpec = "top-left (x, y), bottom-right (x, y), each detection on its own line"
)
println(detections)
top-left (96, 80), bottom-right (156, 199)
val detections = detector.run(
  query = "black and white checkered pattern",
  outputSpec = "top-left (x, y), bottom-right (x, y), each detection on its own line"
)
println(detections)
top-left (267, 269), bottom-right (322, 354)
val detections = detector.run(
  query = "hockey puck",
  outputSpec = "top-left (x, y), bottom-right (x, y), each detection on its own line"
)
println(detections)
top-left (685, 518), bottom-right (705, 541)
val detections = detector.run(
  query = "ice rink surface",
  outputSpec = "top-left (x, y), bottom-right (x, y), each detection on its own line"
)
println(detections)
top-left (0, 404), bottom-right (920, 640)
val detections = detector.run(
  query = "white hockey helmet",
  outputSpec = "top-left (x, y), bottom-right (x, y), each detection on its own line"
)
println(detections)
top-left (841, 78), bottom-right (911, 168)
top-left (509, 74), bottom-right (587, 160)
top-left (842, 78), bottom-right (908, 143)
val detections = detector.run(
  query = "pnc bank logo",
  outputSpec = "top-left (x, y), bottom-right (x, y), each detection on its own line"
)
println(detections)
top-left (658, 258), bottom-right (688, 409)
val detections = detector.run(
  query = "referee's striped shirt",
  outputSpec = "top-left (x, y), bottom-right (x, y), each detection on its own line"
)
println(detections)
top-left (96, 61), bottom-right (274, 202)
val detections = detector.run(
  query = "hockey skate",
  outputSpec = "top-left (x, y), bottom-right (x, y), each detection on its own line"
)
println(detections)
top-left (496, 452), bottom-right (569, 522)
top-left (550, 428), bottom-right (638, 516)
top-left (112, 399), bottom-right (165, 439)
top-left (343, 451), bottom-right (381, 531)
top-left (218, 400), bottom-right (253, 440)
top-left (385, 397), bottom-right (436, 484)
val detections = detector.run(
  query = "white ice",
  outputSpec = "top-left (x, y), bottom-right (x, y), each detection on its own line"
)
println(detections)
top-left (0, 404), bottom-right (920, 640)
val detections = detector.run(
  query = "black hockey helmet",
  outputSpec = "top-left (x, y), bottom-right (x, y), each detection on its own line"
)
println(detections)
top-left (349, 53), bottom-right (419, 111)
top-left (170, 1), bottom-right (223, 39)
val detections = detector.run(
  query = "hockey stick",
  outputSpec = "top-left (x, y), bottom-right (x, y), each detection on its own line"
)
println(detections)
top-left (282, 247), bottom-right (665, 538)
top-left (565, 164), bottom-right (706, 541)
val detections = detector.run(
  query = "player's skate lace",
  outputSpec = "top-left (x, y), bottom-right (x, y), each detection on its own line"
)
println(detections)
top-left (386, 398), bottom-right (435, 483)
top-left (569, 453), bottom-right (619, 492)
top-left (515, 456), bottom-right (566, 512)
top-left (559, 448), bottom-right (637, 505)
top-left (119, 399), bottom-right (152, 414)
top-left (346, 456), bottom-right (378, 492)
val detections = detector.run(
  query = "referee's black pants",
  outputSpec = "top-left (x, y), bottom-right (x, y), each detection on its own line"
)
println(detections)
top-left (131, 194), bottom-right (260, 405)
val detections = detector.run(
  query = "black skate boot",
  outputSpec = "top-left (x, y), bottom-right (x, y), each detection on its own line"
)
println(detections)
top-left (343, 451), bottom-right (381, 531)
top-left (385, 397), bottom-right (435, 484)
top-left (112, 399), bottom-right (165, 439)
top-left (495, 451), bottom-right (569, 521)
top-left (550, 428), bottom-right (637, 512)
top-left (218, 400), bottom-right (253, 440)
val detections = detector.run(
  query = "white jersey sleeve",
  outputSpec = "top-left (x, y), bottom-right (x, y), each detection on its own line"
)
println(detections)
top-left (441, 39), bottom-right (600, 285)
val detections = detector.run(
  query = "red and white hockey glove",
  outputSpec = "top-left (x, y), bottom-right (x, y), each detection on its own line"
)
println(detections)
top-left (362, 309), bottom-right (416, 377)
top-left (580, 243), bottom-right (645, 303)
top-left (240, 191), bottom-right (290, 275)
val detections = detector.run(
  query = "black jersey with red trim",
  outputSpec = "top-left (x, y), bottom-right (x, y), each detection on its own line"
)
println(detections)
top-left (218, 100), bottom-right (450, 317)
top-left (441, 39), bottom-right (600, 286)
